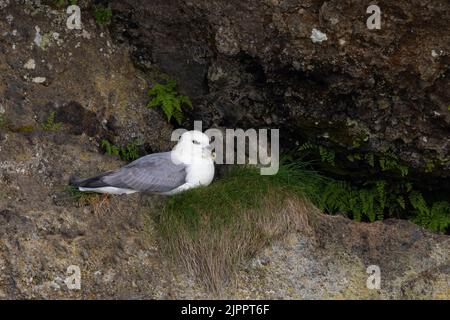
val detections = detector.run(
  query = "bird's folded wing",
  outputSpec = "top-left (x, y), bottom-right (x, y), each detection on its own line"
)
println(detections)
top-left (102, 152), bottom-right (187, 192)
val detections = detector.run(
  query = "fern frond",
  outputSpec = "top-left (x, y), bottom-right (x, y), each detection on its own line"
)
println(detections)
top-left (409, 191), bottom-right (429, 216)
top-left (146, 80), bottom-right (192, 124)
top-left (396, 195), bottom-right (406, 210)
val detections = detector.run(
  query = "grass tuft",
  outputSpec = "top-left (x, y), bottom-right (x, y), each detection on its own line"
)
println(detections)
top-left (156, 163), bottom-right (321, 293)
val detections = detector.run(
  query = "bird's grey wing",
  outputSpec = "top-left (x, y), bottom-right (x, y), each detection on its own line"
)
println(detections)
top-left (101, 152), bottom-right (187, 192)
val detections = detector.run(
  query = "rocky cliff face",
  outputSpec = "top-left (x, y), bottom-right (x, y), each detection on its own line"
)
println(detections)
top-left (111, 0), bottom-right (450, 187)
top-left (0, 0), bottom-right (449, 299)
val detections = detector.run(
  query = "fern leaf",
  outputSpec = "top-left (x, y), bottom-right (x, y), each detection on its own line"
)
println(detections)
top-left (396, 195), bottom-right (406, 209)
top-left (161, 97), bottom-right (174, 121)
top-left (172, 108), bottom-right (183, 125)
top-left (180, 95), bottom-right (193, 108)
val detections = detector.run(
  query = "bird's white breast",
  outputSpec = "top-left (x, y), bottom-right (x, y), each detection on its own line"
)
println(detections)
top-left (185, 158), bottom-right (215, 187)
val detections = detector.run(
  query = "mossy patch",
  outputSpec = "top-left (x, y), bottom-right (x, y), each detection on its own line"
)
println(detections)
top-left (13, 124), bottom-right (35, 133)
top-left (93, 5), bottom-right (112, 27)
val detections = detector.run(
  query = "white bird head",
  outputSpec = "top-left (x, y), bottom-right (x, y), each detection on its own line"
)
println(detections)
top-left (172, 130), bottom-right (214, 165)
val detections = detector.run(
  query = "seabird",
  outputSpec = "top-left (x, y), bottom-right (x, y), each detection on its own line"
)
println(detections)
top-left (70, 130), bottom-right (215, 195)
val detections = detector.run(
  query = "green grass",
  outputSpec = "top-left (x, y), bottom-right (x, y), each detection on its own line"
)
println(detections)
top-left (161, 162), bottom-right (325, 228)
top-left (156, 162), bottom-right (321, 292)
top-left (66, 185), bottom-right (92, 199)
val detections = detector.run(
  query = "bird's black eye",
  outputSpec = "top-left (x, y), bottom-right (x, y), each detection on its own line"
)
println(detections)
top-left (192, 140), bottom-right (200, 145)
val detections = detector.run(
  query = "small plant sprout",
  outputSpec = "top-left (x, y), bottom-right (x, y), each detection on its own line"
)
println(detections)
top-left (42, 112), bottom-right (62, 131)
top-left (100, 139), bottom-right (142, 162)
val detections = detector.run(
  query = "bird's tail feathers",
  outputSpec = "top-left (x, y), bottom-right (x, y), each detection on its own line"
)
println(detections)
top-left (68, 172), bottom-right (111, 188)
top-left (69, 175), bottom-right (82, 187)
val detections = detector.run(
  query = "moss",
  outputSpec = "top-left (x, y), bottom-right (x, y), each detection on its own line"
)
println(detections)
top-left (93, 5), bottom-right (112, 27)
top-left (14, 124), bottom-right (35, 133)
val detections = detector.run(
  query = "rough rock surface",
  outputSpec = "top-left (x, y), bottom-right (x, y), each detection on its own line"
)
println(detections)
top-left (111, 0), bottom-right (450, 187)
top-left (231, 217), bottom-right (449, 299)
top-left (0, 1), bottom-right (448, 299)
top-left (0, 0), bottom-right (173, 151)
